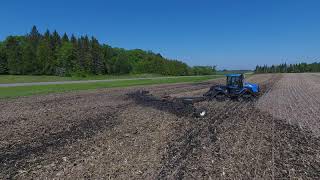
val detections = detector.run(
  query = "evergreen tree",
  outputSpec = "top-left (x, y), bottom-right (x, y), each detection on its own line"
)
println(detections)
top-left (77, 36), bottom-right (92, 74)
top-left (5, 36), bottom-right (23, 74)
top-left (27, 25), bottom-right (41, 49)
top-left (102, 44), bottom-right (116, 74)
top-left (51, 30), bottom-right (62, 49)
top-left (56, 42), bottom-right (75, 76)
top-left (0, 42), bottom-right (8, 74)
top-left (69, 34), bottom-right (82, 75)
top-left (51, 30), bottom-right (61, 69)
top-left (37, 30), bottom-right (55, 75)
top-left (90, 37), bottom-right (104, 74)
top-left (62, 33), bottom-right (69, 43)
top-left (70, 34), bottom-right (77, 45)
top-left (21, 26), bottom-right (41, 74)
top-left (21, 42), bottom-right (36, 74)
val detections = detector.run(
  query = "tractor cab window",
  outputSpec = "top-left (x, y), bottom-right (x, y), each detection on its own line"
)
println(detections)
top-left (227, 75), bottom-right (243, 87)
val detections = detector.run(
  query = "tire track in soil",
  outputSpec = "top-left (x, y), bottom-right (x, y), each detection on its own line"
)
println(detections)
top-left (157, 75), bottom-right (282, 179)
top-left (0, 105), bottom-right (126, 179)
top-left (157, 101), bottom-right (242, 179)
top-left (127, 89), bottom-right (247, 179)
top-left (126, 76), bottom-right (304, 179)
top-left (127, 74), bottom-right (283, 179)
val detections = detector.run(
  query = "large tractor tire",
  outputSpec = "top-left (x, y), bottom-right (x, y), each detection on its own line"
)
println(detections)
top-left (239, 91), bottom-right (254, 102)
top-left (215, 93), bottom-right (227, 102)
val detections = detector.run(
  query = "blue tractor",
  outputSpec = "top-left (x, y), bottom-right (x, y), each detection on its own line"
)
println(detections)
top-left (130, 73), bottom-right (260, 118)
top-left (204, 74), bottom-right (260, 101)
top-left (174, 74), bottom-right (260, 117)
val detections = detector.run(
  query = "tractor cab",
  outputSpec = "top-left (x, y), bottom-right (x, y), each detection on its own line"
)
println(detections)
top-left (226, 74), bottom-right (244, 88)
top-left (226, 74), bottom-right (244, 94)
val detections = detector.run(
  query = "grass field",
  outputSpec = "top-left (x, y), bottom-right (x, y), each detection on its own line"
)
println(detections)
top-left (0, 73), bottom-right (253, 84)
top-left (0, 74), bottom-right (168, 84)
top-left (0, 75), bottom-right (222, 99)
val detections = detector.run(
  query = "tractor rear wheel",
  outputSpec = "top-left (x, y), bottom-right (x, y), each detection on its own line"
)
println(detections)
top-left (239, 92), bottom-right (254, 102)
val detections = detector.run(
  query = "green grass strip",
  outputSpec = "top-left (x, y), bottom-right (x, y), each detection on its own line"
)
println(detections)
top-left (0, 75), bottom-right (222, 99)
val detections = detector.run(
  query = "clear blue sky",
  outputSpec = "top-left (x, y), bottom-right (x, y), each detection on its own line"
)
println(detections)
top-left (1, 0), bottom-right (320, 70)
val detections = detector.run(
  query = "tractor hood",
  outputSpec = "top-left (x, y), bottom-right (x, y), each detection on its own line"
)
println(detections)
top-left (244, 82), bottom-right (260, 93)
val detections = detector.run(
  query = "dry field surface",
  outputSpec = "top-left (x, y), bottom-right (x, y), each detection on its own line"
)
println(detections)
top-left (257, 73), bottom-right (320, 136)
top-left (0, 73), bottom-right (320, 179)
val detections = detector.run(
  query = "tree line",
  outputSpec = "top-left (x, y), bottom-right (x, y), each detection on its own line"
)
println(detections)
top-left (0, 26), bottom-right (216, 77)
top-left (255, 62), bottom-right (320, 73)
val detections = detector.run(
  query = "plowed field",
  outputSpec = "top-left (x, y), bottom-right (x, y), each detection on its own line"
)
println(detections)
top-left (0, 73), bottom-right (319, 179)
top-left (257, 73), bottom-right (320, 136)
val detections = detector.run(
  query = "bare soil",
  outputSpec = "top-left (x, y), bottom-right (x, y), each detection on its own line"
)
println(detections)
top-left (257, 73), bottom-right (320, 136)
top-left (0, 74), bottom-right (320, 179)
